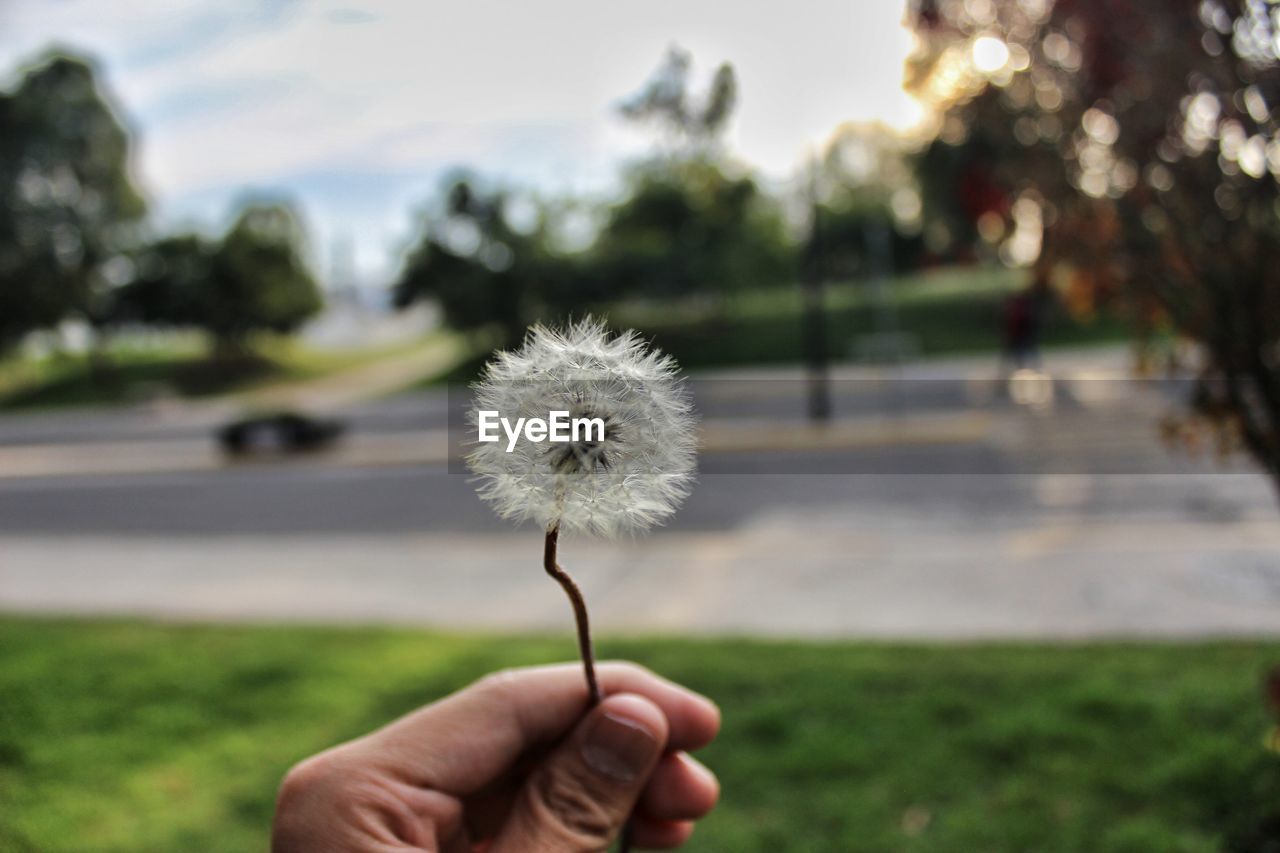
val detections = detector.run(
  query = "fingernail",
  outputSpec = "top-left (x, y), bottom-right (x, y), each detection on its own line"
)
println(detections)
top-left (582, 711), bottom-right (658, 782)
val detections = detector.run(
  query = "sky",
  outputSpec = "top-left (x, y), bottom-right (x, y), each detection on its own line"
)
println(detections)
top-left (0, 0), bottom-right (924, 284)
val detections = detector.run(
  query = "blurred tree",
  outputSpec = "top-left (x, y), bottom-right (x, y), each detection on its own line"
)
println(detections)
top-left (0, 51), bottom-right (146, 349)
top-left (395, 49), bottom-right (788, 331)
top-left (393, 176), bottom-right (570, 347)
top-left (112, 206), bottom-right (320, 354)
top-left (111, 234), bottom-right (214, 328)
top-left (912, 114), bottom-right (1014, 261)
top-left (804, 124), bottom-right (928, 281)
top-left (201, 204), bottom-right (322, 350)
top-left (907, 0), bottom-right (1280, 490)
top-left (593, 159), bottom-right (791, 302)
top-left (618, 45), bottom-right (737, 156)
top-left (596, 48), bottom-right (792, 304)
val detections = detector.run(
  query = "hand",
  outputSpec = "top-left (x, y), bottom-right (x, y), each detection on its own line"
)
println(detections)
top-left (272, 662), bottom-right (721, 852)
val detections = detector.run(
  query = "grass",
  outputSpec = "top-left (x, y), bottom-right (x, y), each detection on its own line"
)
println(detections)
top-left (615, 265), bottom-right (1131, 371)
top-left (0, 334), bottom-right (457, 411)
top-left (3, 617), bottom-right (1280, 852)
top-left (4, 266), bottom-right (1130, 403)
top-left (428, 265), bottom-right (1133, 385)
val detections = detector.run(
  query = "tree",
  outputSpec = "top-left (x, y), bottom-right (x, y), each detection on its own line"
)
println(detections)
top-left (393, 176), bottom-right (569, 347)
top-left (907, 0), bottom-right (1280, 490)
top-left (912, 111), bottom-right (1015, 262)
top-left (112, 204), bottom-right (321, 352)
top-left (202, 204), bottom-right (322, 348)
top-left (0, 51), bottom-right (146, 348)
top-left (595, 48), bottom-right (792, 303)
top-left (111, 234), bottom-right (214, 328)
top-left (618, 45), bottom-right (737, 156)
top-left (593, 159), bottom-right (792, 302)
top-left (803, 124), bottom-right (928, 281)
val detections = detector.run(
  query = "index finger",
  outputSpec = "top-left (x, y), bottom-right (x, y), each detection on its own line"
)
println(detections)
top-left (357, 661), bottom-right (720, 794)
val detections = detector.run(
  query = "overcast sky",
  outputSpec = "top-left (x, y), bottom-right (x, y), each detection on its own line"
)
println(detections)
top-left (0, 0), bottom-right (923, 282)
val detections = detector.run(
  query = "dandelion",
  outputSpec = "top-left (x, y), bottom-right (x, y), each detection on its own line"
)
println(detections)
top-left (466, 318), bottom-right (696, 851)
top-left (468, 317), bottom-right (696, 537)
top-left (467, 318), bottom-right (695, 690)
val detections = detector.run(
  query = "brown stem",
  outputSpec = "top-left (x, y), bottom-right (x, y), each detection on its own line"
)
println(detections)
top-left (543, 524), bottom-right (633, 853)
top-left (543, 523), bottom-right (601, 706)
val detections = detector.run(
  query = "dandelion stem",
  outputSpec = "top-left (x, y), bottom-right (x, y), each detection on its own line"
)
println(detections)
top-left (543, 523), bottom-right (601, 705)
top-left (544, 524), bottom-right (634, 852)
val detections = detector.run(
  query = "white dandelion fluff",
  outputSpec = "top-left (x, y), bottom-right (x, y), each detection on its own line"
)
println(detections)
top-left (467, 317), bottom-right (697, 537)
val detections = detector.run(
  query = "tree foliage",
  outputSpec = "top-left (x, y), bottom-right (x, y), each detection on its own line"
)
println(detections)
top-left (593, 159), bottom-right (792, 301)
top-left (804, 124), bottom-right (928, 281)
top-left (599, 48), bottom-right (791, 302)
top-left (391, 49), bottom-right (791, 335)
top-left (113, 234), bottom-right (213, 328)
top-left (908, 0), bottom-right (1280, 485)
top-left (116, 204), bottom-right (322, 347)
top-left (206, 204), bottom-right (322, 342)
top-left (0, 52), bottom-right (145, 347)
top-left (618, 45), bottom-right (738, 154)
top-left (393, 177), bottom-right (569, 346)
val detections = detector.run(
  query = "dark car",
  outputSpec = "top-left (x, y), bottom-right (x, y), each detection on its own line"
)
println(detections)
top-left (217, 412), bottom-right (345, 457)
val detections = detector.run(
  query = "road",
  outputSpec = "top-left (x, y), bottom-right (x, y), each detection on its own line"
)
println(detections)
top-left (0, 346), bottom-right (1175, 446)
top-left (0, 444), bottom-right (1268, 537)
top-left (2, 348), bottom-right (1279, 638)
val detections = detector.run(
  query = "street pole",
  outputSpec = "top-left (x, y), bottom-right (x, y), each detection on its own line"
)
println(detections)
top-left (803, 153), bottom-right (832, 422)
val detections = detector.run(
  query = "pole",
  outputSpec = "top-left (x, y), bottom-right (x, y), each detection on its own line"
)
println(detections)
top-left (803, 152), bottom-right (832, 422)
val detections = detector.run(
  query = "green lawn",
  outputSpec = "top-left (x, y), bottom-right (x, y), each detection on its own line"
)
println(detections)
top-left (3, 618), bottom-right (1279, 851)
top-left (429, 265), bottom-right (1133, 384)
top-left (0, 334), bottom-right (458, 411)
top-left (3, 266), bottom-right (1131, 406)
top-left (616, 265), bottom-right (1130, 371)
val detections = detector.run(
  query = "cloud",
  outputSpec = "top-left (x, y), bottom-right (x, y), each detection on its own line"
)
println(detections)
top-left (1, 0), bottom-right (924, 278)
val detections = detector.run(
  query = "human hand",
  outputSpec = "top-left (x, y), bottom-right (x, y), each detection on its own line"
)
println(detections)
top-left (271, 662), bottom-right (721, 852)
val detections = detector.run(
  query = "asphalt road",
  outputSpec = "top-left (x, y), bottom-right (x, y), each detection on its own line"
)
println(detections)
top-left (0, 348), bottom-right (1269, 539)
top-left (0, 441), bottom-right (1270, 537)
top-left (5, 350), bottom-right (1279, 637)
top-left (0, 353), bottom-right (1195, 447)
top-left (0, 380), bottom-right (960, 445)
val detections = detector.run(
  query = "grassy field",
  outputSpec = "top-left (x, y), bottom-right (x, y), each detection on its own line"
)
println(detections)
top-left (429, 265), bottom-right (1132, 385)
top-left (617, 265), bottom-right (1130, 371)
top-left (0, 334), bottom-right (459, 411)
top-left (4, 267), bottom-right (1131, 403)
top-left (426, 266), bottom-right (1135, 388)
top-left (3, 617), bottom-right (1280, 851)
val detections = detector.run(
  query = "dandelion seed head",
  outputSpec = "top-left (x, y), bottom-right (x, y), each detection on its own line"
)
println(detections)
top-left (467, 317), bottom-right (697, 537)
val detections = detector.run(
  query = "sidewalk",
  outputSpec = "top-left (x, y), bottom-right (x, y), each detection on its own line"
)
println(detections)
top-left (4, 493), bottom-right (1279, 638)
top-left (7, 341), bottom-right (1274, 640)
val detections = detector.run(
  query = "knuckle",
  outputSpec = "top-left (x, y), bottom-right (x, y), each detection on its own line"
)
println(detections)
top-left (601, 659), bottom-right (648, 679)
top-left (278, 747), bottom-right (367, 806)
top-left (601, 660), bottom-right (653, 687)
top-left (273, 750), bottom-right (401, 852)
top-left (477, 667), bottom-right (523, 699)
top-left (529, 764), bottom-right (619, 850)
top-left (273, 753), bottom-right (347, 850)
top-left (280, 753), bottom-right (336, 798)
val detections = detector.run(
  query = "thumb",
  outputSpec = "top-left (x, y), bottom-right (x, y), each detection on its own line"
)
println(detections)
top-left (493, 694), bottom-right (668, 852)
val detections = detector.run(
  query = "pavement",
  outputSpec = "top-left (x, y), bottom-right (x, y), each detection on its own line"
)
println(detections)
top-left (3, 345), bottom-right (1280, 639)
top-left (4, 477), bottom-right (1278, 638)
